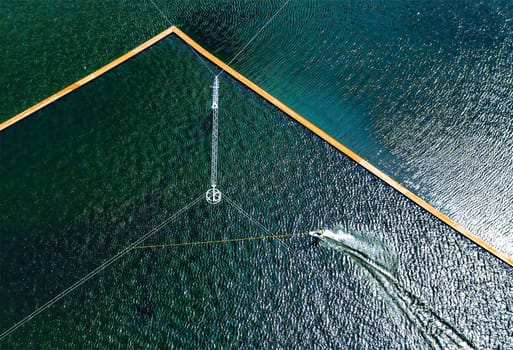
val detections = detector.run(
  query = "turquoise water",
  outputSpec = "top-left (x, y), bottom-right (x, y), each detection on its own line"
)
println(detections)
top-left (1, 1), bottom-right (513, 349)
top-left (2, 1), bottom-right (512, 256)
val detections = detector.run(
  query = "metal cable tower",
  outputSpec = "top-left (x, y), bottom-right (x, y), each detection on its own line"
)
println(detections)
top-left (206, 76), bottom-right (222, 204)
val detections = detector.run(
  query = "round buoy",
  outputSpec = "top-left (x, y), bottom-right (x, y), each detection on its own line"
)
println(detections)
top-left (206, 187), bottom-right (222, 204)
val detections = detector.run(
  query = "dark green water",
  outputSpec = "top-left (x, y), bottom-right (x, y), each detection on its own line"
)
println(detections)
top-left (1, 1), bottom-right (513, 349)
top-left (2, 0), bottom-right (512, 256)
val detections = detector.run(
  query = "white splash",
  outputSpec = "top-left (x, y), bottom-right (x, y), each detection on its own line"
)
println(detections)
top-left (312, 227), bottom-right (474, 349)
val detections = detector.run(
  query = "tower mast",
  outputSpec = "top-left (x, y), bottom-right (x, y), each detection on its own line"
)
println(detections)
top-left (206, 76), bottom-right (222, 204)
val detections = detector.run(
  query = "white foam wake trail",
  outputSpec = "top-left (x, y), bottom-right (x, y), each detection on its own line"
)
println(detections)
top-left (313, 228), bottom-right (474, 349)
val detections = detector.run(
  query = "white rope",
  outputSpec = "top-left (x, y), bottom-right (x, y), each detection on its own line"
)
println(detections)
top-left (217, 0), bottom-right (293, 77)
top-left (148, 0), bottom-right (173, 27)
top-left (224, 195), bottom-right (273, 235)
top-left (2, 0), bottom-right (299, 338)
top-left (0, 193), bottom-right (203, 340)
top-left (186, 39), bottom-right (217, 76)
top-left (149, 0), bottom-right (293, 77)
top-left (223, 194), bottom-right (297, 255)
top-left (147, 0), bottom-right (216, 76)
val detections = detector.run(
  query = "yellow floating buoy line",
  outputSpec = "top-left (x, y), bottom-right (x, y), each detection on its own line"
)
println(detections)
top-left (1, 0), bottom-right (512, 340)
top-left (2, 26), bottom-right (512, 268)
top-left (0, 0), bottom-right (308, 340)
top-left (133, 232), bottom-right (310, 250)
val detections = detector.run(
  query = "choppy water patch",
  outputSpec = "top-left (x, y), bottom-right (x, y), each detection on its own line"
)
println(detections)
top-left (313, 226), bottom-right (474, 349)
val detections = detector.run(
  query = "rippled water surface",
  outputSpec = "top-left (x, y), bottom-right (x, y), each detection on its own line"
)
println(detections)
top-left (1, 1), bottom-right (513, 349)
